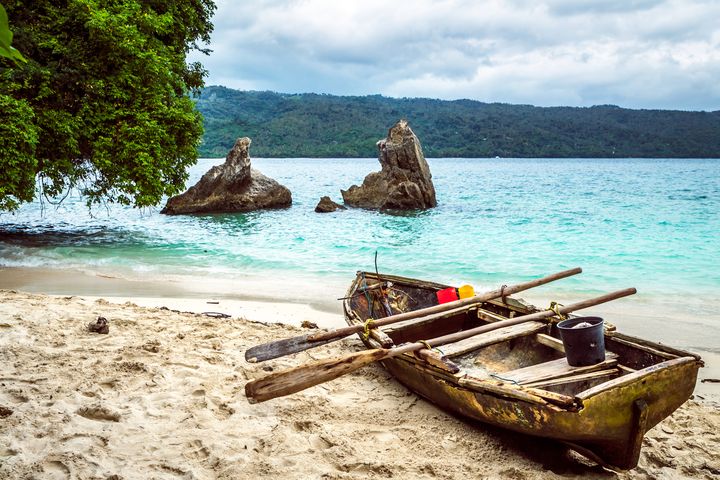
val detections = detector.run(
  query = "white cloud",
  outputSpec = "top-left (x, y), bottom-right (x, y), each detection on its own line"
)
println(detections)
top-left (189, 0), bottom-right (720, 110)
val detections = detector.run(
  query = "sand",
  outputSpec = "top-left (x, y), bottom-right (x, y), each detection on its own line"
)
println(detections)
top-left (1, 289), bottom-right (719, 480)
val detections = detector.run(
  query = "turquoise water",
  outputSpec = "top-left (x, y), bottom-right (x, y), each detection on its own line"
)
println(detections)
top-left (3, 158), bottom-right (719, 391)
top-left (1, 158), bottom-right (717, 300)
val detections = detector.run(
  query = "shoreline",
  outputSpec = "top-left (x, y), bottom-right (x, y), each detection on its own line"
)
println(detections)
top-left (0, 266), bottom-right (345, 325)
top-left (1, 265), bottom-right (718, 399)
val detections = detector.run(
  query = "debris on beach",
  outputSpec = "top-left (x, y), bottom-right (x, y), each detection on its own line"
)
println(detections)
top-left (87, 316), bottom-right (109, 334)
top-left (203, 312), bottom-right (231, 319)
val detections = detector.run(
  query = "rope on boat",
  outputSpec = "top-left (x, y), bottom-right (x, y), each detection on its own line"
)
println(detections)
top-left (500, 284), bottom-right (508, 304)
top-left (490, 373), bottom-right (520, 385)
top-left (548, 301), bottom-right (567, 320)
top-left (360, 272), bottom-right (374, 318)
top-left (418, 340), bottom-right (444, 355)
top-left (362, 318), bottom-right (375, 341)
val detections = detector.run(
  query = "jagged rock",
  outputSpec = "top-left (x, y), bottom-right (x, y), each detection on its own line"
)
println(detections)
top-left (161, 138), bottom-right (291, 215)
top-left (341, 120), bottom-right (436, 210)
top-left (315, 196), bottom-right (347, 213)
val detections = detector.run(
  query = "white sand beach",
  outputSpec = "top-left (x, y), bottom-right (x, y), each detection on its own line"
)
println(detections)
top-left (1, 281), bottom-right (719, 479)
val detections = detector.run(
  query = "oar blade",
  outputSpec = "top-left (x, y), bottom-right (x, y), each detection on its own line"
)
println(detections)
top-left (245, 333), bottom-right (332, 363)
top-left (244, 325), bottom-right (361, 363)
top-left (245, 348), bottom-right (390, 403)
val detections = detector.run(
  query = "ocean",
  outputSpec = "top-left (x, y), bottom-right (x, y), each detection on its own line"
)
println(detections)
top-left (1, 157), bottom-right (719, 376)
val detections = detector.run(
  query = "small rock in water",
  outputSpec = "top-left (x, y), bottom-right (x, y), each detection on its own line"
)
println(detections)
top-left (315, 196), bottom-right (346, 213)
top-left (572, 321), bottom-right (594, 329)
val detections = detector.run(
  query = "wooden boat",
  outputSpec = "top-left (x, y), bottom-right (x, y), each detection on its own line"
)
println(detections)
top-left (342, 271), bottom-right (703, 470)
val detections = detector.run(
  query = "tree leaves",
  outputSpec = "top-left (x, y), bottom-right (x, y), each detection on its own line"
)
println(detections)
top-left (0, 0), bottom-right (215, 211)
top-left (0, 3), bottom-right (26, 64)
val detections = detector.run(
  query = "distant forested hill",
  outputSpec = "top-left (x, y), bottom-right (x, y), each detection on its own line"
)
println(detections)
top-left (194, 86), bottom-right (720, 158)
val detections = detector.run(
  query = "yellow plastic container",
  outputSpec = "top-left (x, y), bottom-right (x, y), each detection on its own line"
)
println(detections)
top-left (458, 284), bottom-right (475, 299)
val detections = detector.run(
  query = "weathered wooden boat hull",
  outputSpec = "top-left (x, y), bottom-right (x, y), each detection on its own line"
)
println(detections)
top-left (380, 354), bottom-right (698, 470)
top-left (343, 272), bottom-right (702, 470)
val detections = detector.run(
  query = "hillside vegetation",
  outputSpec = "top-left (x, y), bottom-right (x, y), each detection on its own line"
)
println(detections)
top-left (195, 86), bottom-right (720, 158)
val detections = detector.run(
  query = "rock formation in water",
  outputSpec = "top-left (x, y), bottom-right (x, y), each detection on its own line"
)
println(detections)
top-left (314, 196), bottom-right (347, 213)
top-left (341, 120), bottom-right (436, 210)
top-left (161, 137), bottom-right (291, 215)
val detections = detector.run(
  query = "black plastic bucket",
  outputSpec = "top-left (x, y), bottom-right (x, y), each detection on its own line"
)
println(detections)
top-left (557, 316), bottom-right (606, 366)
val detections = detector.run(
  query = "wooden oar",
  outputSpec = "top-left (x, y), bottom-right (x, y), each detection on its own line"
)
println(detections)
top-left (245, 287), bottom-right (636, 403)
top-left (244, 267), bottom-right (582, 362)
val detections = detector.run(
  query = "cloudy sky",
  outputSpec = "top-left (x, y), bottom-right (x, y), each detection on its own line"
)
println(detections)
top-left (190, 0), bottom-right (720, 111)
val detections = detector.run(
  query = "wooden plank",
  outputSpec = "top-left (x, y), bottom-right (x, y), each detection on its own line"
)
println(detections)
top-left (608, 331), bottom-right (699, 360)
top-left (381, 305), bottom-right (473, 334)
top-left (499, 352), bottom-right (618, 385)
top-left (476, 309), bottom-right (511, 323)
top-left (412, 349), bottom-right (461, 373)
top-left (524, 369), bottom-right (619, 388)
top-left (458, 376), bottom-right (569, 411)
top-left (576, 357), bottom-right (697, 400)
top-left (441, 321), bottom-right (547, 358)
top-left (607, 335), bottom-right (678, 360)
top-left (458, 376), bottom-right (548, 406)
top-left (618, 364), bottom-right (637, 374)
top-left (522, 387), bottom-right (577, 409)
top-left (368, 327), bottom-right (394, 348)
top-left (536, 333), bottom-right (565, 353)
top-left (486, 296), bottom-right (534, 315)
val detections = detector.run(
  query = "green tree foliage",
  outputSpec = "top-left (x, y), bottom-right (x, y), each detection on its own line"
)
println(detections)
top-left (0, 0), bottom-right (215, 211)
top-left (195, 87), bottom-right (720, 158)
top-left (0, 3), bottom-right (26, 64)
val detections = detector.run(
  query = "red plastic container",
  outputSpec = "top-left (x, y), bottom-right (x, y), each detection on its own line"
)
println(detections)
top-left (436, 287), bottom-right (459, 304)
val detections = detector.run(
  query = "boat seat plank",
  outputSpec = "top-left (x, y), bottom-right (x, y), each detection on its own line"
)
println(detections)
top-left (441, 321), bottom-right (547, 358)
top-left (476, 309), bottom-right (511, 323)
top-left (524, 369), bottom-right (620, 389)
top-left (499, 352), bottom-right (619, 385)
top-left (381, 305), bottom-right (474, 334)
top-left (536, 333), bottom-right (565, 353)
